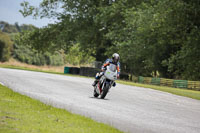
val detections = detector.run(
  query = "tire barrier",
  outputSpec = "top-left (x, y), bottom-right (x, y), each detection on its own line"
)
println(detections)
top-left (138, 76), bottom-right (200, 91)
top-left (119, 73), bottom-right (129, 80)
top-left (188, 81), bottom-right (200, 91)
top-left (151, 78), bottom-right (160, 85)
top-left (69, 67), bottom-right (80, 75)
top-left (80, 67), bottom-right (99, 77)
top-left (138, 76), bottom-right (144, 83)
top-left (173, 80), bottom-right (188, 88)
top-left (64, 67), bottom-right (200, 91)
top-left (64, 67), bottom-right (70, 74)
top-left (65, 66), bottom-right (130, 79)
top-left (64, 67), bottom-right (80, 75)
top-left (160, 78), bottom-right (173, 87)
top-left (144, 77), bottom-right (152, 84)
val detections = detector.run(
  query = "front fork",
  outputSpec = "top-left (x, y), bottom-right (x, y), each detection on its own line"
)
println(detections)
top-left (95, 77), bottom-right (105, 95)
top-left (99, 79), bottom-right (113, 94)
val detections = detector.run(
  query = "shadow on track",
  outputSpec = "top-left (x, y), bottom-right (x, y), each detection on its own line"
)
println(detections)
top-left (89, 96), bottom-right (109, 100)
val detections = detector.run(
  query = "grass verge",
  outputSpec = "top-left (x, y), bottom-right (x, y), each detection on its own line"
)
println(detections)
top-left (0, 84), bottom-right (123, 133)
top-left (0, 64), bottom-right (64, 75)
top-left (117, 80), bottom-right (200, 100)
top-left (0, 64), bottom-right (86, 78)
top-left (0, 64), bottom-right (200, 100)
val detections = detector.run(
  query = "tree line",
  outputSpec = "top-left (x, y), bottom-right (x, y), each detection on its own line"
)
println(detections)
top-left (0, 21), bottom-right (95, 66)
top-left (11, 0), bottom-right (200, 80)
top-left (0, 21), bottom-right (35, 33)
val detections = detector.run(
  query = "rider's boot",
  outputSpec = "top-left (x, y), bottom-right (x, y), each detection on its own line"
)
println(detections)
top-left (113, 82), bottom-right (116, 87)
top-left (92, 79), bottom-right (98, 87)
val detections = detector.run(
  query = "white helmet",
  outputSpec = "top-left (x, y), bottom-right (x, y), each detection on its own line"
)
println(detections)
top-left (112, 53), bottom-right (120, 63)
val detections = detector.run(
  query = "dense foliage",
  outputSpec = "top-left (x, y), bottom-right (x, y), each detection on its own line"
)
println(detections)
top-left (0, 20), bottom-right (95, 66)
top-left (13, 43), bottom-right (64, 66)
top-left (13, 32), bottom-right (64, 66)
top-left (0, 32), bottom-right (12, 62)
top-left (13, 29), bottom-right (95, 66)
top-left (19, 0), bottom-right (200, 80)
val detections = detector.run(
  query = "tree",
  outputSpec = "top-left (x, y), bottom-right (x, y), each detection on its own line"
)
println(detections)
top-left (19, 0), bottom-right (200, 80)
top-left (15, 22), bottom-right (21, 32)
top-left (104, 0), bottom-right (200, 79)
top-left (19, 0), bottom-right (130, 61)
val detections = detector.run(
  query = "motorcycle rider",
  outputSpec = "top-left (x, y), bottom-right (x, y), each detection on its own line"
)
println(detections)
top-left (92, 53), bottom-right (120, 87)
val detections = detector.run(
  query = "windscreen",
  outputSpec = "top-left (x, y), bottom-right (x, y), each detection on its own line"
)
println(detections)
top-left (109, 64), bottom-right (117, 72)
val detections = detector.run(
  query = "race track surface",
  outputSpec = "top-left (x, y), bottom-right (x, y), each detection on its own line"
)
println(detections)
top-left (0, 68), bottom-right (200, 133)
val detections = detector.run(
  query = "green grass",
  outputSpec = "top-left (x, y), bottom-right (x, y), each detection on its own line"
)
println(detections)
top-left (117, 80), bottom-right (200, 100)
top-left (0, 84), bottom-right (123, 133)
top-left (1, 64), bottom-right (200, 100)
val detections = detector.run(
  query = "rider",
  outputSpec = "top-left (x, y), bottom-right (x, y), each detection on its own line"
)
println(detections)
top-left (92, 53), bottom-right (120, 87)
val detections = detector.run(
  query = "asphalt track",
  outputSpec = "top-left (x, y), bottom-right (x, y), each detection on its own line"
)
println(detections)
top-left (0, 68), bottom-right (200, 133)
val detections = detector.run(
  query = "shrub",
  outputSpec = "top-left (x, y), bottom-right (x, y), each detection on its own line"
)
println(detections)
top-left (0, 32), bottom-right (12, 62)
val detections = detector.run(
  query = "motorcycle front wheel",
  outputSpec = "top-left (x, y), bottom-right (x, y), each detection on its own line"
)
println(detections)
top-left (100, 83), bottom-right (109, 99)
top-left (93, 86), bottom-right (99, 97)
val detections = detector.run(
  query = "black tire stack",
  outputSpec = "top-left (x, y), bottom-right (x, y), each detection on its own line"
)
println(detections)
top-left (80, 67), bottom-right (99, 77)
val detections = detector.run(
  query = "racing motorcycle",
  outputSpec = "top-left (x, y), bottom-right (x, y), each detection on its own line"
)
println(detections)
top-left (93, 64), bottom-right (118, 99)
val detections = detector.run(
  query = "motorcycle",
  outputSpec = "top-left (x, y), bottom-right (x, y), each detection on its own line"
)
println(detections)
top-left (93, 64), bottom-right (118, 99)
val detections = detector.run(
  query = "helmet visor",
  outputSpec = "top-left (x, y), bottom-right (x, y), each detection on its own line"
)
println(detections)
top-left (113, 57), bottom-right (119, 63)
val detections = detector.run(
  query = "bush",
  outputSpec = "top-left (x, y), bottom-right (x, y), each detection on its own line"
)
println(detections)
top-left (0, 32), bottom-right (12, 62)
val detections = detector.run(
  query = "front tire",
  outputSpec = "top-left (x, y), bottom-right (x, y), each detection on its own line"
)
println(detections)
top-left (100, 83), bottom-right (109, 99)
top-left (93, 86), bottom-right (99, 97)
